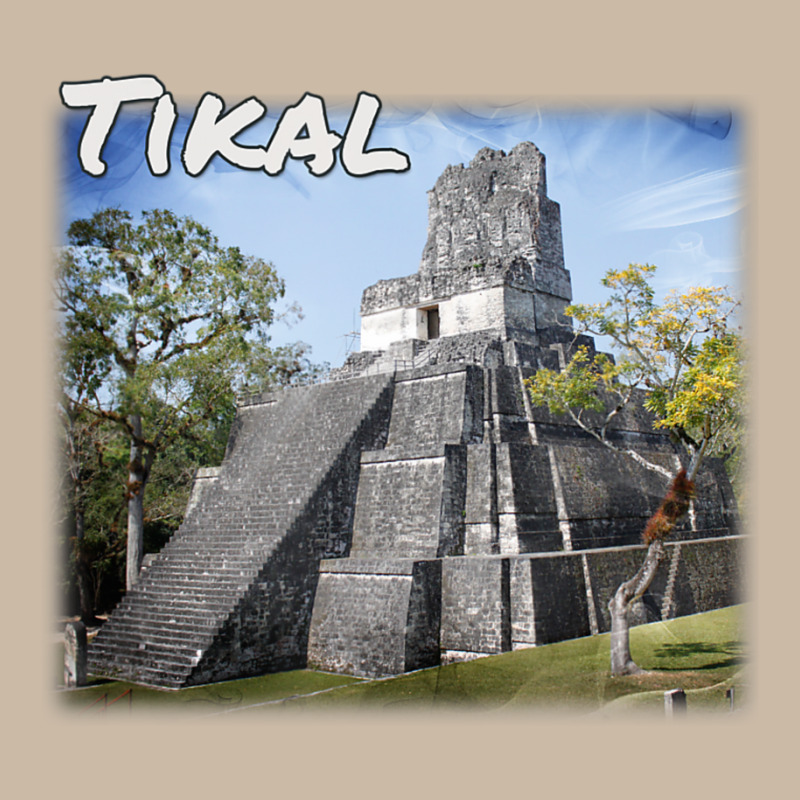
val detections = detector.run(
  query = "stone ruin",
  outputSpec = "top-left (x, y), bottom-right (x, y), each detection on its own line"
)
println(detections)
top-left (87, 142), bottom-right (742, 688)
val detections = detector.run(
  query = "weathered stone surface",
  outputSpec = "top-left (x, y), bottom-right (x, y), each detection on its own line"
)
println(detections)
top-left (350, 452), bottom-right (453, 558)
top-left (87, 141), bottom-right (742, 687)
top-left (87, 373), bottom-right (396, 687)
top-left (519, 553), bottom-right (591, 645)
top-left (360, 143), bottom-right (573, 353)
top-left (440, 557), bottom-right (511, 658)
top-left (419, 142), bottom-right (564, 275)
top-left (64, 621), bottom-right (87, 688)
top-left (307, 559), bottom-right (441, 677)
top-left (664, 688), bottom-right (687, 715)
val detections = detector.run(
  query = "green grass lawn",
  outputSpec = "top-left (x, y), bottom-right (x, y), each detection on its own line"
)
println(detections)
top-left (58, 605), bottom-right (745, 717)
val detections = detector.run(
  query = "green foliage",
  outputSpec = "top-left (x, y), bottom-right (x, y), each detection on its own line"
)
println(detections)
top-left (56, 207), bottom-right (323, 608)
top-left (525, 263), bottom-right (744, 482)
top-left (57, 409), bottom-right (126, 615)
top-left (56, 207), bottom-right (312, 416)
top-left (525, 345), bottom-right (614, 417)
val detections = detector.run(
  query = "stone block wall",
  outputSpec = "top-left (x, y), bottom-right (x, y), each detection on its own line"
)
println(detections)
top-left (419, 143), bottom-right (555, 273)
top-left (416, 332), bottom-right (507, 370)
top-left (438, 286), bottom-right (512, 340)
top-left (294, 560), bottom-right (414, 677)
top-left (306, 365), bottom-right (478, 675)
top-left (387, 365), bottom-right (484, 446)
top-left (516, 553), bottom-right (591, 645)
top-left (440, 557), bottom-right (511, 661)
top-left (464, 443), bottom-right (498, 555)
top-left (551, 444), bottom-right (677, 549)
top-left (350, 446), bottom-right (466, 559)
top-left (307, 558), bottom-right (442, 677)
top-left (440, 535), bottom-right (743, 661)
top-left (670, 537), bottom-right (744, 614)
top-left (360, 142), bottom-right (573, 353)
top-left (361, 281), bottom-right (539, 354)
top-left (186, 377), bottom-right (397, 684)
top-left (360, 304), bottom-right (424, 352)
top-left (495, 443), bottom-right (561, 551)
top-left (88, 372), bottom-right (397, 688)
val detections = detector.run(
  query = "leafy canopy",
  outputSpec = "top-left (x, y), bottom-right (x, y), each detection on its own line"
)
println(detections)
top-left (56, 207), bottom-right (320, 444)
top-left (525, 263), bottom-right (743, 479)
top-left (56, 207), bottom-right (323, 595)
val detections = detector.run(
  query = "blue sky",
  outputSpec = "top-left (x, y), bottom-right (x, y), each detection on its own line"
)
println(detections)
top-left (59, 97), bottom-right (744, 369)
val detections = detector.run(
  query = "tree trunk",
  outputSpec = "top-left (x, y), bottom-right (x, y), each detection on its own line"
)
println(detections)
top-left (609, 539), bottom-right (664, 676)
top-left (73, 507), bottom-right (98, 625)
top-left (126, 416), bottom-right (147, 590)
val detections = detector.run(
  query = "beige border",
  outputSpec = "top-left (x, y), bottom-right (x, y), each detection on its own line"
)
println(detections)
top-left (5, 2), bottom-right (792, 796)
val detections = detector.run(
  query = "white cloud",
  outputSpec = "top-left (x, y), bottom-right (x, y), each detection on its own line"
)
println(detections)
top-left (607, 167), bottom-right (744, 231)
top-left (648, 231), bottom-right (741, 294)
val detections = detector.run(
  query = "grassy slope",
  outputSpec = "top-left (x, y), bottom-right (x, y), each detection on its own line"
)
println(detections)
top-left (58, 605), bottom-right (745, 717)
top-left (272, 605), bottom-right (745, 716)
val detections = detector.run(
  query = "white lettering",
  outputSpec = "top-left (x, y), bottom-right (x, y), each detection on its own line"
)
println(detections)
top-left (341, 92), bottom-right (410, 176)
top-left (61, 77), bottom-right (412, 179)
top-left (60, 76), bottom-right (165, 176)
top-left (182, 94), bottom-right (268, 176)
top-left (263, 93), bottom-right (342, 176)
top-left (147, 93), bottom-right (177, 175)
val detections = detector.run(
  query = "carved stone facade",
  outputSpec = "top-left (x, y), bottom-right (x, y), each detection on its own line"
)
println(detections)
top-left (359, 143), bottom-right (572, 355)
top-left (87, 143), bottom-right (742, 688)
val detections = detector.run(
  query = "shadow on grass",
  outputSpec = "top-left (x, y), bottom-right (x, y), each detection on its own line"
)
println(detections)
top-left (652, 639), bottom-right (745, 671)
top-left (181, 688), bottom-right (245, 709)
top-left (82, 676), bottom-right (114, 688)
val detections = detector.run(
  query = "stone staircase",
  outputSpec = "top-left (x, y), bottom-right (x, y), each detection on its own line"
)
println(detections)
top-left (87, 373), bottom-right (395, 689)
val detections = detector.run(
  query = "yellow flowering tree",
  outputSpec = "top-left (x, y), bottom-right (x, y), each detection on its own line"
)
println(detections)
top-left (525, 263), bottom-right (743, 675)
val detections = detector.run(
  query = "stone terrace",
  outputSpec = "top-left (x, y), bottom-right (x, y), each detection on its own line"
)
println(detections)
top-left (87, 373), bottom-right (394, 688)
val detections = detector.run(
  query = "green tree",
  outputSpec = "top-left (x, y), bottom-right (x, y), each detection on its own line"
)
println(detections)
top-left (56, 207), bottom-right (321, 591)
top-left (58, 411), bottom-right (128, 620)
top-left (58, 303), bottom-right (122, 622)
top-left (525, 263), bottom-right (743, 675)
top-left (58, 398), bottom-right (104, 624)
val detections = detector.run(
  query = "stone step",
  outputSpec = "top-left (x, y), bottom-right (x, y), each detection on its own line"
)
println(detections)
top-left (124, 587), bottom-right (243, 605)
top-left (88, 372), bottom-right (395, 688)
top-left (87, 657), bottom-right (194, 689)
top-left (147, 555), bottom-right (269, 571)
top-left (123, 587), bottom-right (247, 607)
top-left (157, 538), bottom-right (273, 551)
top-left (86, 662), bottom-right (194, 689)
top-left (111, 597), bottom-right (238, 619)
top-left (158, 534), bottom-right (273, 547)
top-left (164, 527), bottom-right (279, 538)
top-left (89, 636), bottom-right (211, 664)
top-left (102, 607), bottom-right (226, 630)
top-left (95, 615), bottom-right (224, 640)
top-left (91, 626), bottom-right (214, 655)
top-left (151, 545), bottom-right (272, 569)
top-left (161, 541), bottom-right (277, 555)
top-left (169, 512), bottom-right (299, 526)
top-left (134, 565), bottom-right (260, 582)
top-left (140, 558), bottom-right (259, 571)
top-left (128, 579), bottom-right (255, 599)
top-left (147, 559), bottom-right (265, 573)
top-left (120, 594), bottom-right (244, 614)
top-left (113, 593), bottom-right (230, 614)
top-left (89, 637), bottom-right (207, 664)
top-left (155, 544), bottom-right (271, 557)
top-left (92, 628), bottom-right (213, 653)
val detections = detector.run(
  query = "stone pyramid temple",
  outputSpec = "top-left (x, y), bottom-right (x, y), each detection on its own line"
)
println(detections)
top-left (87, 142), bottom-right (741, 688)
